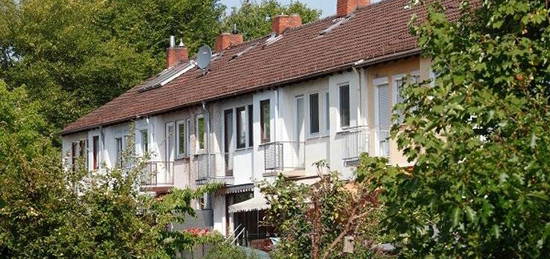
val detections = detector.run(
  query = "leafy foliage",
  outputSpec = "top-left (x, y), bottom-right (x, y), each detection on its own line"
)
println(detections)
top-left (359, 0), bottom-right (550, 257)
top-left (0, 0), bottom-right (225, 137)
top-left (221, 0), bottom-right (321, 40)
top-left (262, 169), bottom-right (386, 259)
top-left (0, 87), bottom-right (221, 257)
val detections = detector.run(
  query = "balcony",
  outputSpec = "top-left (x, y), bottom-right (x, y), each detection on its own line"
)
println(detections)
top-left (140, 161), bottom-right (174, 192)
top-left (340, 126), bottom-right (369, 166)
top-left (195, 153), bottom-right (234, 185)
top-left (262, 141), bottom-right (305, 177)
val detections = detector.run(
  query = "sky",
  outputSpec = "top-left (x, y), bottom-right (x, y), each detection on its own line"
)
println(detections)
top-left (221, 0), bottom-right (336, 17)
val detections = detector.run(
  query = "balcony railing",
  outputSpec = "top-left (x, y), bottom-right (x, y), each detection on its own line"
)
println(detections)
top-left (376, 129), bottom-right (390, 157)
top-left (262, 141), bottom-right (305, 173)
top-left (341, 126), bottom-right (369, 161)
top-left (195, 153), bottom-right (234, 185)
top-left (140, 161), bottom-right (174, 186)
top-left (196, 153), bottom-right (216, 181)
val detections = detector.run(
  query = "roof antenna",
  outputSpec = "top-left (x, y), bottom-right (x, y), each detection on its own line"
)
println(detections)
top-left (178, 38), bottom-right (185, 47)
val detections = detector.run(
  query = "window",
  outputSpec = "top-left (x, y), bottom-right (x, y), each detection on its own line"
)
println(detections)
top-left (115, 137), bottom-right (123, 167)
top-left (196, 116), bottom-right (206, 151)
top-left (309, 93), bottom-right (320, 134)
top-left (176, 121), bottom-right (187, 157)
top-left (236, 107), bottom-right (247, 149)
top-left (325, 92), bottom-right (330, 131)
top-left (92, 136), bottom-right (99, 170)
top-left (71, 142), bottom-right (78, 171)
top-left (247, 105), bottom-right (254, 147)
top-left (187, 119), bottom-right (192, 155)
top-left (260, 100), bottom-right (270, 143)
top-left (339, 84), bottom-right (350, 128)
top-left (79, 139), bottom-right (87, 170)
top-left (140, 129), bottom-right (148, 156)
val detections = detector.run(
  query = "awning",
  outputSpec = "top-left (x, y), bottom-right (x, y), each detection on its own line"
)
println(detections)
top-left (217, 183), bottom-right (255, 195)
top-left (228, 195), bottom-right (269, 213)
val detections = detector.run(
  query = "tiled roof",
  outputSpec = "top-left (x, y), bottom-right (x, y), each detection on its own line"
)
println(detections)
top-left (62, 0), bottom-right (461, 135)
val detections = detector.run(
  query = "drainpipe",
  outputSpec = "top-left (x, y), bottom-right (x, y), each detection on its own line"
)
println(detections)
top-left (274, 88), bottom-right (279, 143)
top-left (353, 60), bottom-right (365, 155)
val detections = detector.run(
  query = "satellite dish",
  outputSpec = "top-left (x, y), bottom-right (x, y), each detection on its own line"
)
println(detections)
top-left (196, 45), bottom-right (212, 70)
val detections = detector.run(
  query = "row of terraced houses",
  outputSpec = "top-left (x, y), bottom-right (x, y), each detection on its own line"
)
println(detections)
top-left (62, 0), bottom-right (459, 248)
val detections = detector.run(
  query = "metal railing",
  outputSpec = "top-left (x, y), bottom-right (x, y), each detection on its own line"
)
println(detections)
top-left (195, 153), bottom-right (235, 185)
top-left (196, 153), bottom-right (216, 180)
top-left (377, 129), bottom-right (390, 157)
top-left (262, 141), bottom-right (305, 172)
top-left (140, 161), bottom-right (174, 186)
top-left (340, 126), bottom-right (369, 160)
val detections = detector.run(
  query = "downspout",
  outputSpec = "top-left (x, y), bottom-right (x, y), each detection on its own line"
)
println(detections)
top-left (353, 60), bottom-right (365, 155)
top-left (274, 88), bottom-right (279, 142)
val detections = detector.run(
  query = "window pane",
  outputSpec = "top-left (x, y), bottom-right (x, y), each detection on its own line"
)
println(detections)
top-left (248, 105), bottom-right (253, 147)
top-left (260, 100), bottom-right (270, 143)
top-left (309, 93), bottom-right (319, 134)
top-left (339, 85), bottom-right (350, 127)
top-left (177, 123), bottom-right (185, 156)
top-left (236, 107), bottom-right (246, 148)
top-left (197, 117), bottom-right (206, 150)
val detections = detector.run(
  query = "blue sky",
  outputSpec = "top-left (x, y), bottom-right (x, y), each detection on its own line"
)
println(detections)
top-left (221, 0), bottom-right (336, 17)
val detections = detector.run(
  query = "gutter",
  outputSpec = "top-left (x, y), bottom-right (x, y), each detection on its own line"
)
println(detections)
top-left (61, 48), bottom-right (422, 136)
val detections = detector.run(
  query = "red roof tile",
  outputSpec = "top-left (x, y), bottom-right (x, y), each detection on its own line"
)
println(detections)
top-left (62, 0), bottom-right (461, 135)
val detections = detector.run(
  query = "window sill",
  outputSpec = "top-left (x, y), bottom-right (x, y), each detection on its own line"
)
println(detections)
top-left (306, 134), bottom-right (329, 141)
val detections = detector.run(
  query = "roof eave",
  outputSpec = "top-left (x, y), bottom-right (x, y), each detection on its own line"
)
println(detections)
top-left (61, 48), bottom-right (421, 136)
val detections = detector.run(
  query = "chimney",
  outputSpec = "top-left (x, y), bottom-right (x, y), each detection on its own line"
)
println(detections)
top-left (214, 32), bottom-right (244, 52)
top-left (337, 0), bottom-right (370, 17)
top-left (166, 36), bottom-right (188, 68)
top-left (271, 14), bottom-right (302, 35)
top-left (358, 0), bottom-right (370, 7)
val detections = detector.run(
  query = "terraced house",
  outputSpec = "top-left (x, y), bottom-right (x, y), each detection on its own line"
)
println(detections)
top-left (62, 0), bottom-right (459, 246)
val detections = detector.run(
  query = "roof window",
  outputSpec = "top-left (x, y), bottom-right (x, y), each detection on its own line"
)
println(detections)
top-left (320, 13), bottom-right (355, 36)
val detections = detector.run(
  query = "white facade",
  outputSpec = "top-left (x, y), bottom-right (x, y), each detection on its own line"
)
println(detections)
top-left (62, 56), bottom-right (432, 237)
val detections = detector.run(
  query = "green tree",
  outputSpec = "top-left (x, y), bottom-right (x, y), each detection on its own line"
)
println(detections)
top-left (359, 0), bottom-right (550, 257)
top-left (222, 0), bottom-right (321, 40)
top-left (0, 0), bottom-right (225, 137)
top-left (262, 169), bottom-right (386, 259)
top-left (0, 83), bottom-right (220, 256)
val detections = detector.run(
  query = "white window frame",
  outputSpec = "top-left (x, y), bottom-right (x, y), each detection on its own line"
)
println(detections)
top-left (337, 82), bottom-right (351, 130)
top-left (176, 120), bottom-right (187, 158)
top-left (196, 115), bottom-right (207, 153)
top-left (308, 92), bottom-right (321, 137)
top-left (235, 106), bottom-right (248, 149)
